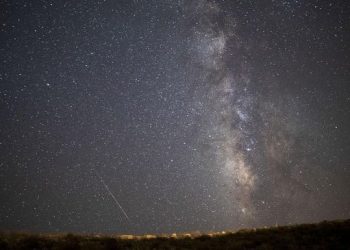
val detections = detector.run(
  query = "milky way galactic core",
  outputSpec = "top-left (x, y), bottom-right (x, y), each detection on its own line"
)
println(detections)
top-left (0, 0), bottom-right (349, 234)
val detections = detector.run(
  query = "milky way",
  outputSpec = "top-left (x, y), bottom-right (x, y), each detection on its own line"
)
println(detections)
top-left (187, 1), bottom-right (258, 223)
top-left (0, 0), bottom-right (349, 234)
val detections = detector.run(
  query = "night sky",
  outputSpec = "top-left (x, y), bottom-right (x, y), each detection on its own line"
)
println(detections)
top-left (1, 0), bottom-right (350, 234)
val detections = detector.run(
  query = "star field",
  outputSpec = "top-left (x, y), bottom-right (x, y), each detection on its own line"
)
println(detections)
top-left (0, 0), bottom-right (349, 234)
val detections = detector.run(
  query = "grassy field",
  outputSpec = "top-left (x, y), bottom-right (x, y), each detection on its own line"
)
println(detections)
top-left (1, 219), bottom-right (349, 249)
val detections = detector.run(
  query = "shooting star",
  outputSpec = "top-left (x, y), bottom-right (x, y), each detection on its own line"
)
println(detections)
top-left (93, 169), bottom-right (130, 222)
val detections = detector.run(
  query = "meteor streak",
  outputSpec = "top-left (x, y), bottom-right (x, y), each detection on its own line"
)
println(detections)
top-left (93, 169), bottom-right (130, 222)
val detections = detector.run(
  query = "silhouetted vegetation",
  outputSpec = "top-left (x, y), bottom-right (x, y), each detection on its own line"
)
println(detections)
top-left (1, 219), bottom-right (350, 249)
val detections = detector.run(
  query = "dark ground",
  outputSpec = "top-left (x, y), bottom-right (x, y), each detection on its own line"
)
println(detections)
top-left (1, 219), bottom-right (350, 249)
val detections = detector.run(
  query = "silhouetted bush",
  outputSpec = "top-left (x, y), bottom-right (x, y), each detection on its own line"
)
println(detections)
top-left (58, 233), bottom-right (81, 250)
top-left (16, 236), bottom-right (40, 250)
top-left (0, 238), bottom-right (9, 250)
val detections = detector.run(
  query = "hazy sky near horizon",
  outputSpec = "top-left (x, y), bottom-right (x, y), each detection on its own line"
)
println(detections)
top-left (0, 0), bottom-right (349, 234)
